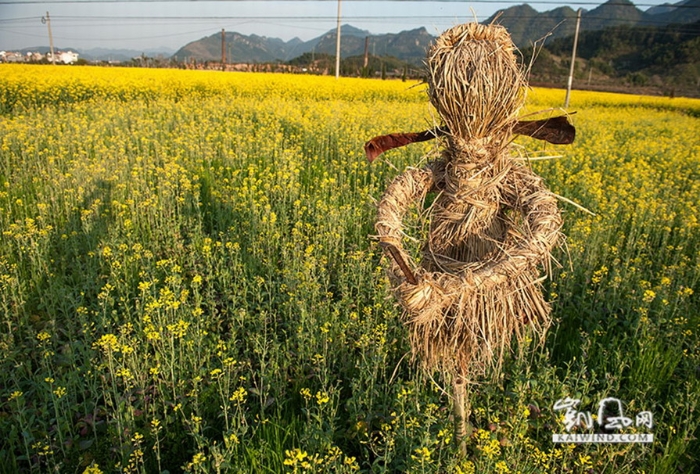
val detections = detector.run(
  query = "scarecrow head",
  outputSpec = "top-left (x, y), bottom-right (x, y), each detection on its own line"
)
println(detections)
top-left (427, 23), bottom-right (526, 149)
top-left (363, 23), bottom-right (573, 163)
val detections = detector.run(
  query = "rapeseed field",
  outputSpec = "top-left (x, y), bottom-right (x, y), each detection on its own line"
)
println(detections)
top-left (0, 64), bottom-right (698, 473)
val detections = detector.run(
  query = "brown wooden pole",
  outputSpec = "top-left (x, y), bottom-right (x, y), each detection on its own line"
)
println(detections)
top-left (221, 29), bottom-right (226, 71)
top-left (453, 377), bottom-right (470, 456)
top-left (565, 9), bottom-right (582, 108)
top-left (363, 36), bottom-right (369, 69)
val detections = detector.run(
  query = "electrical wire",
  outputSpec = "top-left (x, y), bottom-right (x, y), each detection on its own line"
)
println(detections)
top-left (1, 0), bottom-right (698, 6)
top-left (2, 1), bottom-right (696, 46)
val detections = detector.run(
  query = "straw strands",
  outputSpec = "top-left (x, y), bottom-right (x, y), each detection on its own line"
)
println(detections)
top-left (376, 23), bottom-right (563, 379)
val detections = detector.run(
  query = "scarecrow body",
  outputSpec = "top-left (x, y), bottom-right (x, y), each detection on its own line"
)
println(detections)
top-left (375, 23), bottom-right (563, 379)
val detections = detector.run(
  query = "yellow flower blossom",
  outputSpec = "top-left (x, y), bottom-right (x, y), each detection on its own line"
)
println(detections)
top-left (191, 452), bottom-right (206, 465)
top-left (167, 319), bottom-right (190, 339)
top-left (315, 391), bottom-right (330, 405)
top-left (642, 289), bottom-right (656, 303)
top-left (82, 463), bottom-right (103, 474)
top-left (412, 446), bottom-right (431, 462)
top-left (8, 390), bottom-right (23, 401)
top-left (300, 388), bottom-right (312, 401)
top-left (230, 387), bottom-right (247, 403)
top-left (93, 333), bottom-right (119, 353)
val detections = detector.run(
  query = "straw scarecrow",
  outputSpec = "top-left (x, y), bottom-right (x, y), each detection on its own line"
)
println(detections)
top-left (365, 23), bottom-right (575, 450)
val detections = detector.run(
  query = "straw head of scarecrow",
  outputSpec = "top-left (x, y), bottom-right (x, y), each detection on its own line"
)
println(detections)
top-left (427, 23), bottom-right (526, 152)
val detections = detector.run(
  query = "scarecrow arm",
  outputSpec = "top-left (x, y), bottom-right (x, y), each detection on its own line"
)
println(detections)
top-left (473, 168), bottom-right (562, 289)
top-left (365, 129), bottom-right (445, 163)
top-left (376, 166), bottom-right (436, 285)
top-left (514, 116), bottom-right (575, 145)
top-left (364, 116), bottom-right (575, 162)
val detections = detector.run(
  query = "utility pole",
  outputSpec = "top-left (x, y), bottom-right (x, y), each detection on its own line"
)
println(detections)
top-left (363, 36), bottom-right (369, 69)
top-left (42, 12), bottom-right (56, 65)
top-left (335, 0), bottom-right (342, 79)
top-left (221, 29), bottom-right (226, 71)
top-left (564, 8), bottom-right (582, 108)
top-left (362, 36), bottom-right (369, 77)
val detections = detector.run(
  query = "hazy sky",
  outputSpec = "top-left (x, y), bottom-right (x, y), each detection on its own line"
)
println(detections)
top-left (0, 0), bottom-right (674, 52)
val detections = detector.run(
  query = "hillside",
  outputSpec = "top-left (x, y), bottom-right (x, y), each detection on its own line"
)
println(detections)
top-left (487, 4), bottom-right (579, 46)
top-left (310, 27), bottom-right (433, 65)
top-left (486, 0), bottom-right (700, 47)
top-left (166, 0), bottom-right (698, 96)
top-left (172, 25), bottom-right (432, 66)
top-left (171, 0), bottom-right (698, 65)
top-left (524, 20), bottom-right (700, 96)
top-left (172, 25), bottom-right (371, 63)
top-left (172, 31), bottom-right (308, 63)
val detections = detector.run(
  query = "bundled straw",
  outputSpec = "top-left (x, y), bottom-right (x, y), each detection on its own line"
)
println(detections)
top-left (375, 23), bottom-right (563, 379)
top-left (428, 23), bottom-right (525, 143)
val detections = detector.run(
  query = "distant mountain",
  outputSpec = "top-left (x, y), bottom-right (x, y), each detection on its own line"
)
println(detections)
top-left (583, 0), bottom-right (645, 30)
top-left (643, 0), bottom-right (700, 25)
top-left (309, 26), bottom-right (433, 64)
top-left (16, 46), bottom-right (81, 55)
top-left (487, 4), bottom-right (578, 47)
top-left (485, 0), bottom-right (699, 47)
top-left (172, 24), bottom-right (432, 66)
top-left (172, 25), bottom-right (371, 63)
top-left (81, 47), bottom-right (176, 62)
top-left (541, 19), bottom-right (700, 73)
top-left (525, 19), bottom-right (700, 96)
top-left (170, 0), bottom-right (697, 65)
top-left (173, 31), bottom-right (295, 63)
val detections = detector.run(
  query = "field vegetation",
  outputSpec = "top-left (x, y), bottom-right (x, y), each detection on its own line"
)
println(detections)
top-left (0, 64), bottom-right (698, 473)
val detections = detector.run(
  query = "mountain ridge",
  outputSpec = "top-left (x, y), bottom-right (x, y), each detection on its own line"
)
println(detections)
top-left (484, 0), bottom-right (700, 46)
top-left (170, 0), bottom-right (698, 65)
top-left (8, 0), bottom-right (697, 69)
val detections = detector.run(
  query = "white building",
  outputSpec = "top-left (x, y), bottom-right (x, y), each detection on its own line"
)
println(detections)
top-left (27, 51), bottom-right (45, 62)
top-left (0, 51), bottom-right (24, 63)
top-left (47, 51), bottom-right (79, 64)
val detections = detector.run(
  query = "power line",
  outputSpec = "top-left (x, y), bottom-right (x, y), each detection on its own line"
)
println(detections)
top-left (3, 13), bottom-right (699, 23)
top-left (2, 25), bottom-right (223, 41)
top-left (1, 0), bottom-right (698, 6)
top-left (2, 14), bottom-right (697, 40)
top-left (2, 6), bottom-right (696, 46)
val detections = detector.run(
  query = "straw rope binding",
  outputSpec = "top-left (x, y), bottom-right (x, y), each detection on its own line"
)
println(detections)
top-left (375, 23), bottom-right (565, 379)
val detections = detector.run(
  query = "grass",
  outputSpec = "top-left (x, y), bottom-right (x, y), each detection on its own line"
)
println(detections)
top-left (0, 64), bottom-right (698, 473)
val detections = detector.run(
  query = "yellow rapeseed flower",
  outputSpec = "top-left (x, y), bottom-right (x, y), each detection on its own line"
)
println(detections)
top-left (82, 463), bottom-right (103, 474)
top-left (315, 391), bottom-right (330, 405)
top-left (93, 333), bottom-right (119, 353)
top-left (230, 387), bottom-right (247, 403)
top-left (191, 452), bottom-right (206, 465)
top-left (8, 390), bottom-right (23, 401)
top-left (167, 319), bottom-right (190, 339)
top-left (642, 289), bottom-right (656, 303)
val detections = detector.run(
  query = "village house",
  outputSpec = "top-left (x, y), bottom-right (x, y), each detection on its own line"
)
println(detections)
top-left (47, 51), bottom-right (79, 64)
top-left (0, 50), bottom-right (79, 64)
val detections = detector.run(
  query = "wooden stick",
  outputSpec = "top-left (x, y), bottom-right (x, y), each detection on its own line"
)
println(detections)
top-left (365, 116), bottom-right (576, 162)
top-left (380, 241), bottom-right (418, 285)
top-left (453, 377), bottom-right (469, 456)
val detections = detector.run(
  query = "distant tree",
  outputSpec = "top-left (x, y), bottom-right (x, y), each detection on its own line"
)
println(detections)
top-left (626, 72), bottom-right (648, 86)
